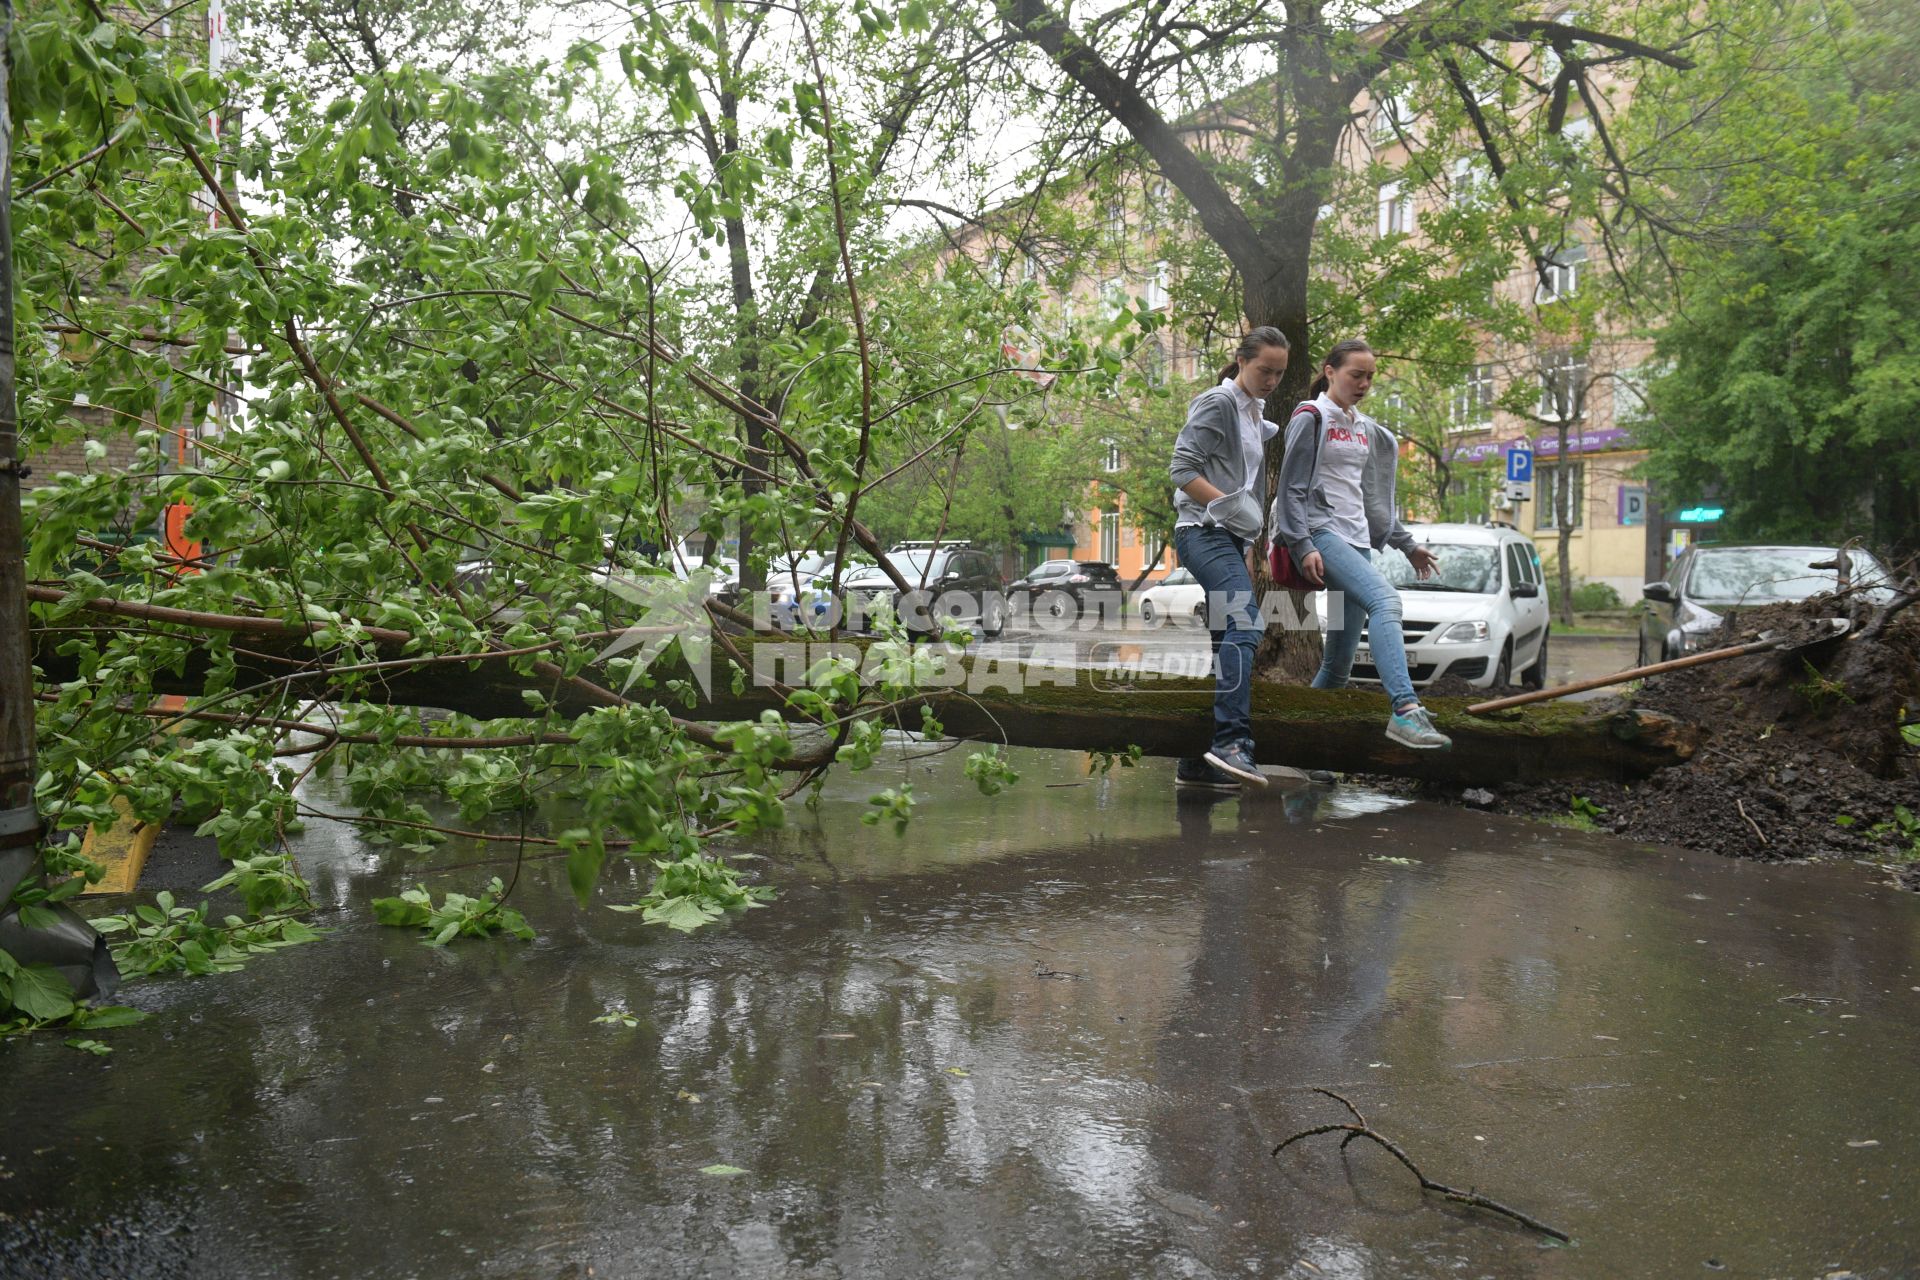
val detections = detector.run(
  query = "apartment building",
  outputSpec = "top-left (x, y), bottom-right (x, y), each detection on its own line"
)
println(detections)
top-left (942, 15), bottom-right (1705, 598)
top-left (1356, 78), bottom-right (1672, 599)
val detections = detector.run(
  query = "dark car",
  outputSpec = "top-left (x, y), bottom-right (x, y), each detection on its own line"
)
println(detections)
top-left (1638, 543), bottom-right (1894, 664)
top-left (841, 542), bottom-right (1007, 636)
top-left (1006, 559), bottom-right (1123, 625)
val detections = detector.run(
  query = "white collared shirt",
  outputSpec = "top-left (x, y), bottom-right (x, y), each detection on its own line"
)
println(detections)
top-left (1224, 377), bottom-right (1278, 497)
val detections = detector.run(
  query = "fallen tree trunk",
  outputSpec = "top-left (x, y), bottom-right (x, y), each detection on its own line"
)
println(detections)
top-left (31, 593), bottom-right (1695, 783)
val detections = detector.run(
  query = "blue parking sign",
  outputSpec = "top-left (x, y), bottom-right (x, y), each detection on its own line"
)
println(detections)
top-left (1505, 444), bottom-right (1534, 484)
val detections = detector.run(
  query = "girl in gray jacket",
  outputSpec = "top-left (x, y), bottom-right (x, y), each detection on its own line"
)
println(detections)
top-left (1166, 326), bottom-right (1290, 787)
top-left (1269, 340), bottom-right (1451, 750)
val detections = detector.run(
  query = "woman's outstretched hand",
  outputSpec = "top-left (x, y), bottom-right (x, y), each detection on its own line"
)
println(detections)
top-left (1407, 545), bottom-right (1440, 580)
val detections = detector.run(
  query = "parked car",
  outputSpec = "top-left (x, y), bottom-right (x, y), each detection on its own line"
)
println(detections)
top-left (1006, 559), bottom-right (1123, 624)
top-left (767, 552), bottom-right (838, 628)
top-left (841, 541), bottom-right (1007, 635)
top-left (1318, 522), bottom-right (1551, 690)
top-left (1638, 544), bottom-right (1894, 665)
top-left (1135, 566), bottom-right (1206, 626)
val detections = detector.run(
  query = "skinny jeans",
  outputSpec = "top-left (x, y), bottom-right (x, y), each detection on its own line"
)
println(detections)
top-left (1173, 525), bottom-right (1263, 751)
top-left (1308, 529), bottom-right (1419, 710)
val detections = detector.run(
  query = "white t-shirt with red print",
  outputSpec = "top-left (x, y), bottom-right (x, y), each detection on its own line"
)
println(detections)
top-left (1309, 393), bottom-right (1374, 550)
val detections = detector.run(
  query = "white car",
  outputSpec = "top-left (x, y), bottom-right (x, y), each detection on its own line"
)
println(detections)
top-left (1136, 567), bottom-right (1206, 626)
top-left (1317, 522), bottom-right (1551, 690)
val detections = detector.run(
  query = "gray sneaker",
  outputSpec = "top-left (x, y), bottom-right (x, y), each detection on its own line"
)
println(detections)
top-left (1175, 756), bottom-right (1240, 791)
top-left (1203, 740), bottom-right (1268, 787)
top-left (1386, 704), bottom-right (1452, 750)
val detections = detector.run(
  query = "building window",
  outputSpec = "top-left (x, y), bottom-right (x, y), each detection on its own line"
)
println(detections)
top-left (1372, 93), bottom-right (1410, 145)
top-left (1019, 252), bottom-right (1043, 283)
top-left (1100, 512), bottom-right (1121, 563)
top-left (1372, 387), bottom-right (1406, 428)
top-left (1099, 276), bottom-right (1127, 320)
top-left (1536, 462), bottom-right (1586, 530)
top-left (1103, 441), bottom-right (1122, 473)
top-left (1451, 155), bottom-right (1488, 205)
top-left (1104, 197), bottom-right (1125, 241)
top-left (1536, 241), bottom-right (1586, 303)
top-left (1140, 338), bottom-right (1168, 387)
top-left (1451, 363), bottom-right (1495, 429)
top-left (1444, 468), bottom-right (1495, 525)
top-left (1537, 349), bottom-right (1588, 419)
top-left (1613, 362), bottom-right (1655, 425)
top-left (1377, 181), bottom-right (1411, 235)
top-left (1143, 260), bottom-right (1170, 311)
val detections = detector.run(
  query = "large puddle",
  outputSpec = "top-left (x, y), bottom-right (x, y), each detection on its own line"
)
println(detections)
top-left (2, 741), bottom-right (1916, 1277)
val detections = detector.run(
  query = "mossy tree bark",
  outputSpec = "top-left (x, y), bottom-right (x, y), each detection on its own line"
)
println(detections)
top-left (34, 594), bottom-right (1694, 785)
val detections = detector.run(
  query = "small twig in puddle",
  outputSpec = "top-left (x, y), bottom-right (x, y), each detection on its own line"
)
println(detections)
top-left (1032, 962), bottom-right (1082, 980)
top-left (1272, 1088), bottom-right (1570, 1243)
top-left (1736, 799), bottom-right (1768, 846)
top-left (1777, 993), bottom-right (1846, 1005)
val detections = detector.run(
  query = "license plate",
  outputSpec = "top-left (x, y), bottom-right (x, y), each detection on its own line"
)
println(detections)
top-left (1355, 646), bottom-right (1371, 664)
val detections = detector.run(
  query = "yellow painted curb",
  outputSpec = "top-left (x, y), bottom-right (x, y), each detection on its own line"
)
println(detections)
top-left (79, 795), bottom-right (162, 896)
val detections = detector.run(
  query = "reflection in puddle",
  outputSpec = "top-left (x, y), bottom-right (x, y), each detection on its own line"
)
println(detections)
top-left (2, 743), bottom-right (1916, 1278)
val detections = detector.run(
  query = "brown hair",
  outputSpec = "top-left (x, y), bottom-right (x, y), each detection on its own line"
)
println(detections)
top-left (1308, 338), bottom-right (1374, 399)
top-left (1217, 326), bottom-right (1290, 382)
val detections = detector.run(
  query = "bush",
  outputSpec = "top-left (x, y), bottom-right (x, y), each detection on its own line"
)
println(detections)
top-left (1570, 580), bottom-right (1623, 611)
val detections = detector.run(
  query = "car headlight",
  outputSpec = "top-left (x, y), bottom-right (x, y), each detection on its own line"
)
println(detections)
top-left (1434, 621), bottom-right (1489, 644)
top-left (1676, 603), bottom-right (1722, 652)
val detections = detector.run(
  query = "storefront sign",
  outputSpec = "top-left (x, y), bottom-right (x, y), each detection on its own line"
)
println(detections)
top-left (1446, 426), bottom-right (1633, 465)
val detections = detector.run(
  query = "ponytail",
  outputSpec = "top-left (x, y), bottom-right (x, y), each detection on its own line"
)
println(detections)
top-left (1310, 338), bottom-right (1373, 401)
top-left (1219, 325), bottom-right (1289, 383)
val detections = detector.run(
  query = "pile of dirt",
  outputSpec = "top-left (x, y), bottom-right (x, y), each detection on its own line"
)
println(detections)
top-left (1422, 672), bottom-right (1526, 700)
top-left (1423, 591), bottom-right (1920, 886)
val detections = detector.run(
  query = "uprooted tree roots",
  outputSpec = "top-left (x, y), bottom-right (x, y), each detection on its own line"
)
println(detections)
top-left (1272, 1088), bottom-right (1571, 1242)
top-left (1438, 589), bottom-right (1920, 882)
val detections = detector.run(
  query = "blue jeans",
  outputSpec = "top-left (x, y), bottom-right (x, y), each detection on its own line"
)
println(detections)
top-left (1174, 525), bottom-right (1263, 751)
top-left (1310, 529), bottom-right (1419, 710)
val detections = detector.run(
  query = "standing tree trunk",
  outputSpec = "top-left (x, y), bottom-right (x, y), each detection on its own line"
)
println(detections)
top-left (996, 0), bottom-right (1338, 679)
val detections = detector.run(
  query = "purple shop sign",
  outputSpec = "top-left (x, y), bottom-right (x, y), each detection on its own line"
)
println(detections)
top-left (1446, 426), bottom-right (1633, 464)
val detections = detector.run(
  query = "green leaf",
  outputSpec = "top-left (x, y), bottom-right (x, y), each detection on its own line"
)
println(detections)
top-left (641, 895), bottom-right (722, 933)
top-left (564, 832), bottom-right (605, 908)
top-left (371, 894), bottom-right (432, 928)
top-left (699, 1164), bottom-right (748, 1177)
top-left (65, 1039), bottom-right (114, 1056)
top-left (7, 965), bottom-right (76, 1021)
top-left (70, 1005), bottom-right (149, 1030)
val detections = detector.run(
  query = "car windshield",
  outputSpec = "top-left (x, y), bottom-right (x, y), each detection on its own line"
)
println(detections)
top-left (1683, 548), bottom-right (1876, 603)
top-left (1157, 568), bottom-right (1194, 586)
top-left (846, 551), bottom-right (937, 584)
top-left (1377, 544), bottom-right (1500, 593)
top-left (770, 554), bottom-right (833, 582)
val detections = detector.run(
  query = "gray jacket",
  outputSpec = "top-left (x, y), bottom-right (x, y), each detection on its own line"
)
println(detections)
top-left (1269, 402), bottom-right (1417, 560)
top-left (1168, 384), bottom-right (1271, 540)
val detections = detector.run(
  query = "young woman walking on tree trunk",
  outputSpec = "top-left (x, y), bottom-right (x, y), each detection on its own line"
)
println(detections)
top-left (1167, 327), bottom-right (1290, 789)
top-left (1271, 340), bottom-right (1452, 750)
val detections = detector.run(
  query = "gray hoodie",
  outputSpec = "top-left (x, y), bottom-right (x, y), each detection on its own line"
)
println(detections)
top-left (1269, 399), bottom-right (1417, 561)
top-left (1167, 383), bottom-right (1274, 540)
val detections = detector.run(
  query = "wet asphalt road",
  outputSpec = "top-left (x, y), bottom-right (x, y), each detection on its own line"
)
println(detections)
top-left (3, 735), bottom-right (1916, 1278)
